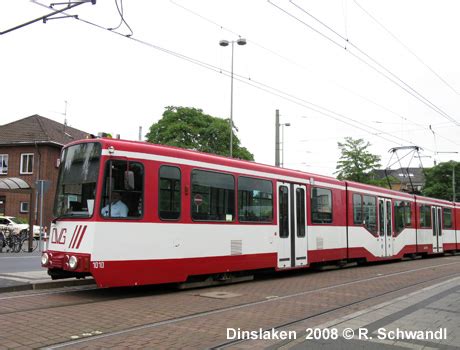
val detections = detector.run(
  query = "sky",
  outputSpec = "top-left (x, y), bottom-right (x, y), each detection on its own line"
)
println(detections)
top-left (1, 0), bottom-right (460, 177)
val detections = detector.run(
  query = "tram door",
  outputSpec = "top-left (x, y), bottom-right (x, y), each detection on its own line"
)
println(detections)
top-left (378, 198), bottom-right (393, 257)
top-left (432, 207), bottom-right (443, 253)
top-left (277, 182), bottom-right (308, 268)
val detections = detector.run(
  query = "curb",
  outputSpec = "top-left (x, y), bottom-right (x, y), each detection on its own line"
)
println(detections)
top-left (0, 278), bottom-right (95, 294)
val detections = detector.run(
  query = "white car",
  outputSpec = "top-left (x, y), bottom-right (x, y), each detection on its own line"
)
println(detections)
top-left (0, 216), bottom-right (41, 238)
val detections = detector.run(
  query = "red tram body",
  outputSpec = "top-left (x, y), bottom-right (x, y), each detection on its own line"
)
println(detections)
top-left (42, 139), bottom-right (459, 288)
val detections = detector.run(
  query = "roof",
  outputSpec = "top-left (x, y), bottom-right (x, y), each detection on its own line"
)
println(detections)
top-left (0, 115), bottom-right (89, 147)
top-left (75, 137), bottom-right (343, 186)
top-left (373, 168), bottom-right (426, 184)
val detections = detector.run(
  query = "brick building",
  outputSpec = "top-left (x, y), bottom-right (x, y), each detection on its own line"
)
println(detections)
top-left (0, 115), bottom-right (89, 228)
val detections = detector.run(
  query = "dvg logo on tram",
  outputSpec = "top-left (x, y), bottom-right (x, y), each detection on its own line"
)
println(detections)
top-left (51, 227), bottom-right (67, 245)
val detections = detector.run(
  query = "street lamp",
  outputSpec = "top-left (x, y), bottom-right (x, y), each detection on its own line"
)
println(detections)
top-left (280, 122), bottom-right (291, 168)
top-left (219, 38), bottom-right (247, 158)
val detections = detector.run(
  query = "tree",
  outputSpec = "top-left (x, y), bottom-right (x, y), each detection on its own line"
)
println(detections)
top-left (146, 106), bottom-right (254, 161)
top-left (335, 137), bottom-right (382, 184)
top-left (422, 161), bottom-right (460, 201)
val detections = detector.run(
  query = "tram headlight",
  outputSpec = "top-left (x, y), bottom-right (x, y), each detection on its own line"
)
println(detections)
top-left (68, 255), bottom-right (79, 270)
top-left (41, 253), bottom-right (49, 266)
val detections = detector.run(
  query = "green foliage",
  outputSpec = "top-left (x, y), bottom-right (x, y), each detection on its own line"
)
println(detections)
top-left (335, 137), bottom-right (382, 184)
top-left (146, 106), bottom-right (254, 161)
top-left (422, 161), bottom-right (459, 201)
top-left (14, 217), bottom-right (28, 224)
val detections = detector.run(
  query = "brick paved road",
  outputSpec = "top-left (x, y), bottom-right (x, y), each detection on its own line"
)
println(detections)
top-left (0, 255), bottom-right (459, 349)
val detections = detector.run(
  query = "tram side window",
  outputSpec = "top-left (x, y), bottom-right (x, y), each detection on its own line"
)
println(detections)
top-left (419, 205), bottom-right (431, 228)
top-left (191, 170), bottom-right (235, 221)
top-left (159, 166), bottom-right (181, 220)
top-left (296, 188), bottom-right (306, 237)
top-left (238, 177), bottom-right (273, 222)
top-left (362, 195), bottom-right (377, 234)
top-left (279, 186), bottom-right (289, 238)
top-left (353, 194), bottom-right (362, 224)
top-left (101, 160), bottom-right (144, 218)
top-left (394, 201), bottom-right (411, 234)
top-left (443, 208), bottom-right (453, 229)
top-left (311, 187), bottom-right (332, 224)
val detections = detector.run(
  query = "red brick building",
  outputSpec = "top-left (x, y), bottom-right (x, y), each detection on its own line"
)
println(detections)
top-left (0, 115), bottom-right (88, 228)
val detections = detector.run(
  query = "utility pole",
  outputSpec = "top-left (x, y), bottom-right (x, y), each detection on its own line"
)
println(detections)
top-left (275, 109), bottom-right (280, 167)
top-left (453, 165), bottom-right (456, 202)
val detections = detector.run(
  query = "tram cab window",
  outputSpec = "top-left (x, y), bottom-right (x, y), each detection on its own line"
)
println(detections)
top-left (159, 166), bottom-right (181, 220)
top-left (191, 170), bottom-right (235, 221)
top-left (238, 177), bottom-right (273, 222)
top-left (311, 187), bottom-right (332, 224)
top-left (101, 160), bottom-right (144, 218)
top-left (54, 142), bottom-right (101, 218)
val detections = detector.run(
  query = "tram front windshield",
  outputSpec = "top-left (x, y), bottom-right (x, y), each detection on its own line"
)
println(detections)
top-left (53, 142), bottom-right (101, 218)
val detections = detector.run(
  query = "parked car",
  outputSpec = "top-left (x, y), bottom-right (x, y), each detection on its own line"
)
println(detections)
top-left (0, 216), bottom-right (41, 238)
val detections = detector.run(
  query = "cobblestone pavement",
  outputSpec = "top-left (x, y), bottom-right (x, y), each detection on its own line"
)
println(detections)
top-left (240, 275), bottom-right (460, 350)
top-left (0, 255), bottom-right (459, 349)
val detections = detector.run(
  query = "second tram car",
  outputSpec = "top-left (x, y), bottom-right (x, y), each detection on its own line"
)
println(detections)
top-left (41, 138), bottom-right (459, 288)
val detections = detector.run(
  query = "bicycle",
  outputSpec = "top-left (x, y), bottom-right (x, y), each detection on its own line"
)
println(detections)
top-left (0, 228), bottom-right (21, 253)
top-left (20, 236), bottom-right (38, 252)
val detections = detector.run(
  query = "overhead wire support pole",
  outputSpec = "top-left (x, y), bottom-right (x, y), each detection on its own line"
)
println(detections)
top-left (0, 0), bottom-right (95, 36)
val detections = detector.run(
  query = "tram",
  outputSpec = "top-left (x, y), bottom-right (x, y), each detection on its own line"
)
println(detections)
top-left (41, 138), bottom-right (459, 288)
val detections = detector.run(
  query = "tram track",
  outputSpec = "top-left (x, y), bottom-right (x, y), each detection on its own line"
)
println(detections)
top-left (0, 257), bottom-right (457, 317)
top-left (42, 259), bottom-right (460, 349)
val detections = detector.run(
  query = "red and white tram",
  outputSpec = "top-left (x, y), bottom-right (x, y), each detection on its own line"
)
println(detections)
top-left (42, 138), bottom-right (459, 288)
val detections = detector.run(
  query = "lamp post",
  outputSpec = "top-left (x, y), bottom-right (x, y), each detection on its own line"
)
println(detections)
top-left (219, 37), bottom-right (246, 158)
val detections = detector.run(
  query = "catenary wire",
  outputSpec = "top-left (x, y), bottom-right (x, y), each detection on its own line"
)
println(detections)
top-left (169, 0), bottom-right (459, 149)
top-left (270, 0), bottom-right (460, 127)
top-left (287, 0), bottom-right (460, 126)
top-left (353, 0), bottom-right (460, 96)
top-left (30, 1), bottom-right (444, 152)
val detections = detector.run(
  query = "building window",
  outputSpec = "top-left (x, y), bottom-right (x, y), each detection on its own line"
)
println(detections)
top-left (191, 170), bottom-right (235, 222)
top-left (20, 202), bottom-right (29, 213)
top-left (443, 208), bottom-right (453, 229)
top-left (238, 176), bottom-right (273, 222)
top-left (311, 187), bottom-right (333, 224)
top-left (0, 155), bottom-right (8, 174)
top-left (20, 153), bottom-right (34, 174)
top-left (0, 196), bottom-right (5, 215)
top-left (159, 166), bottom-right (181, 220)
